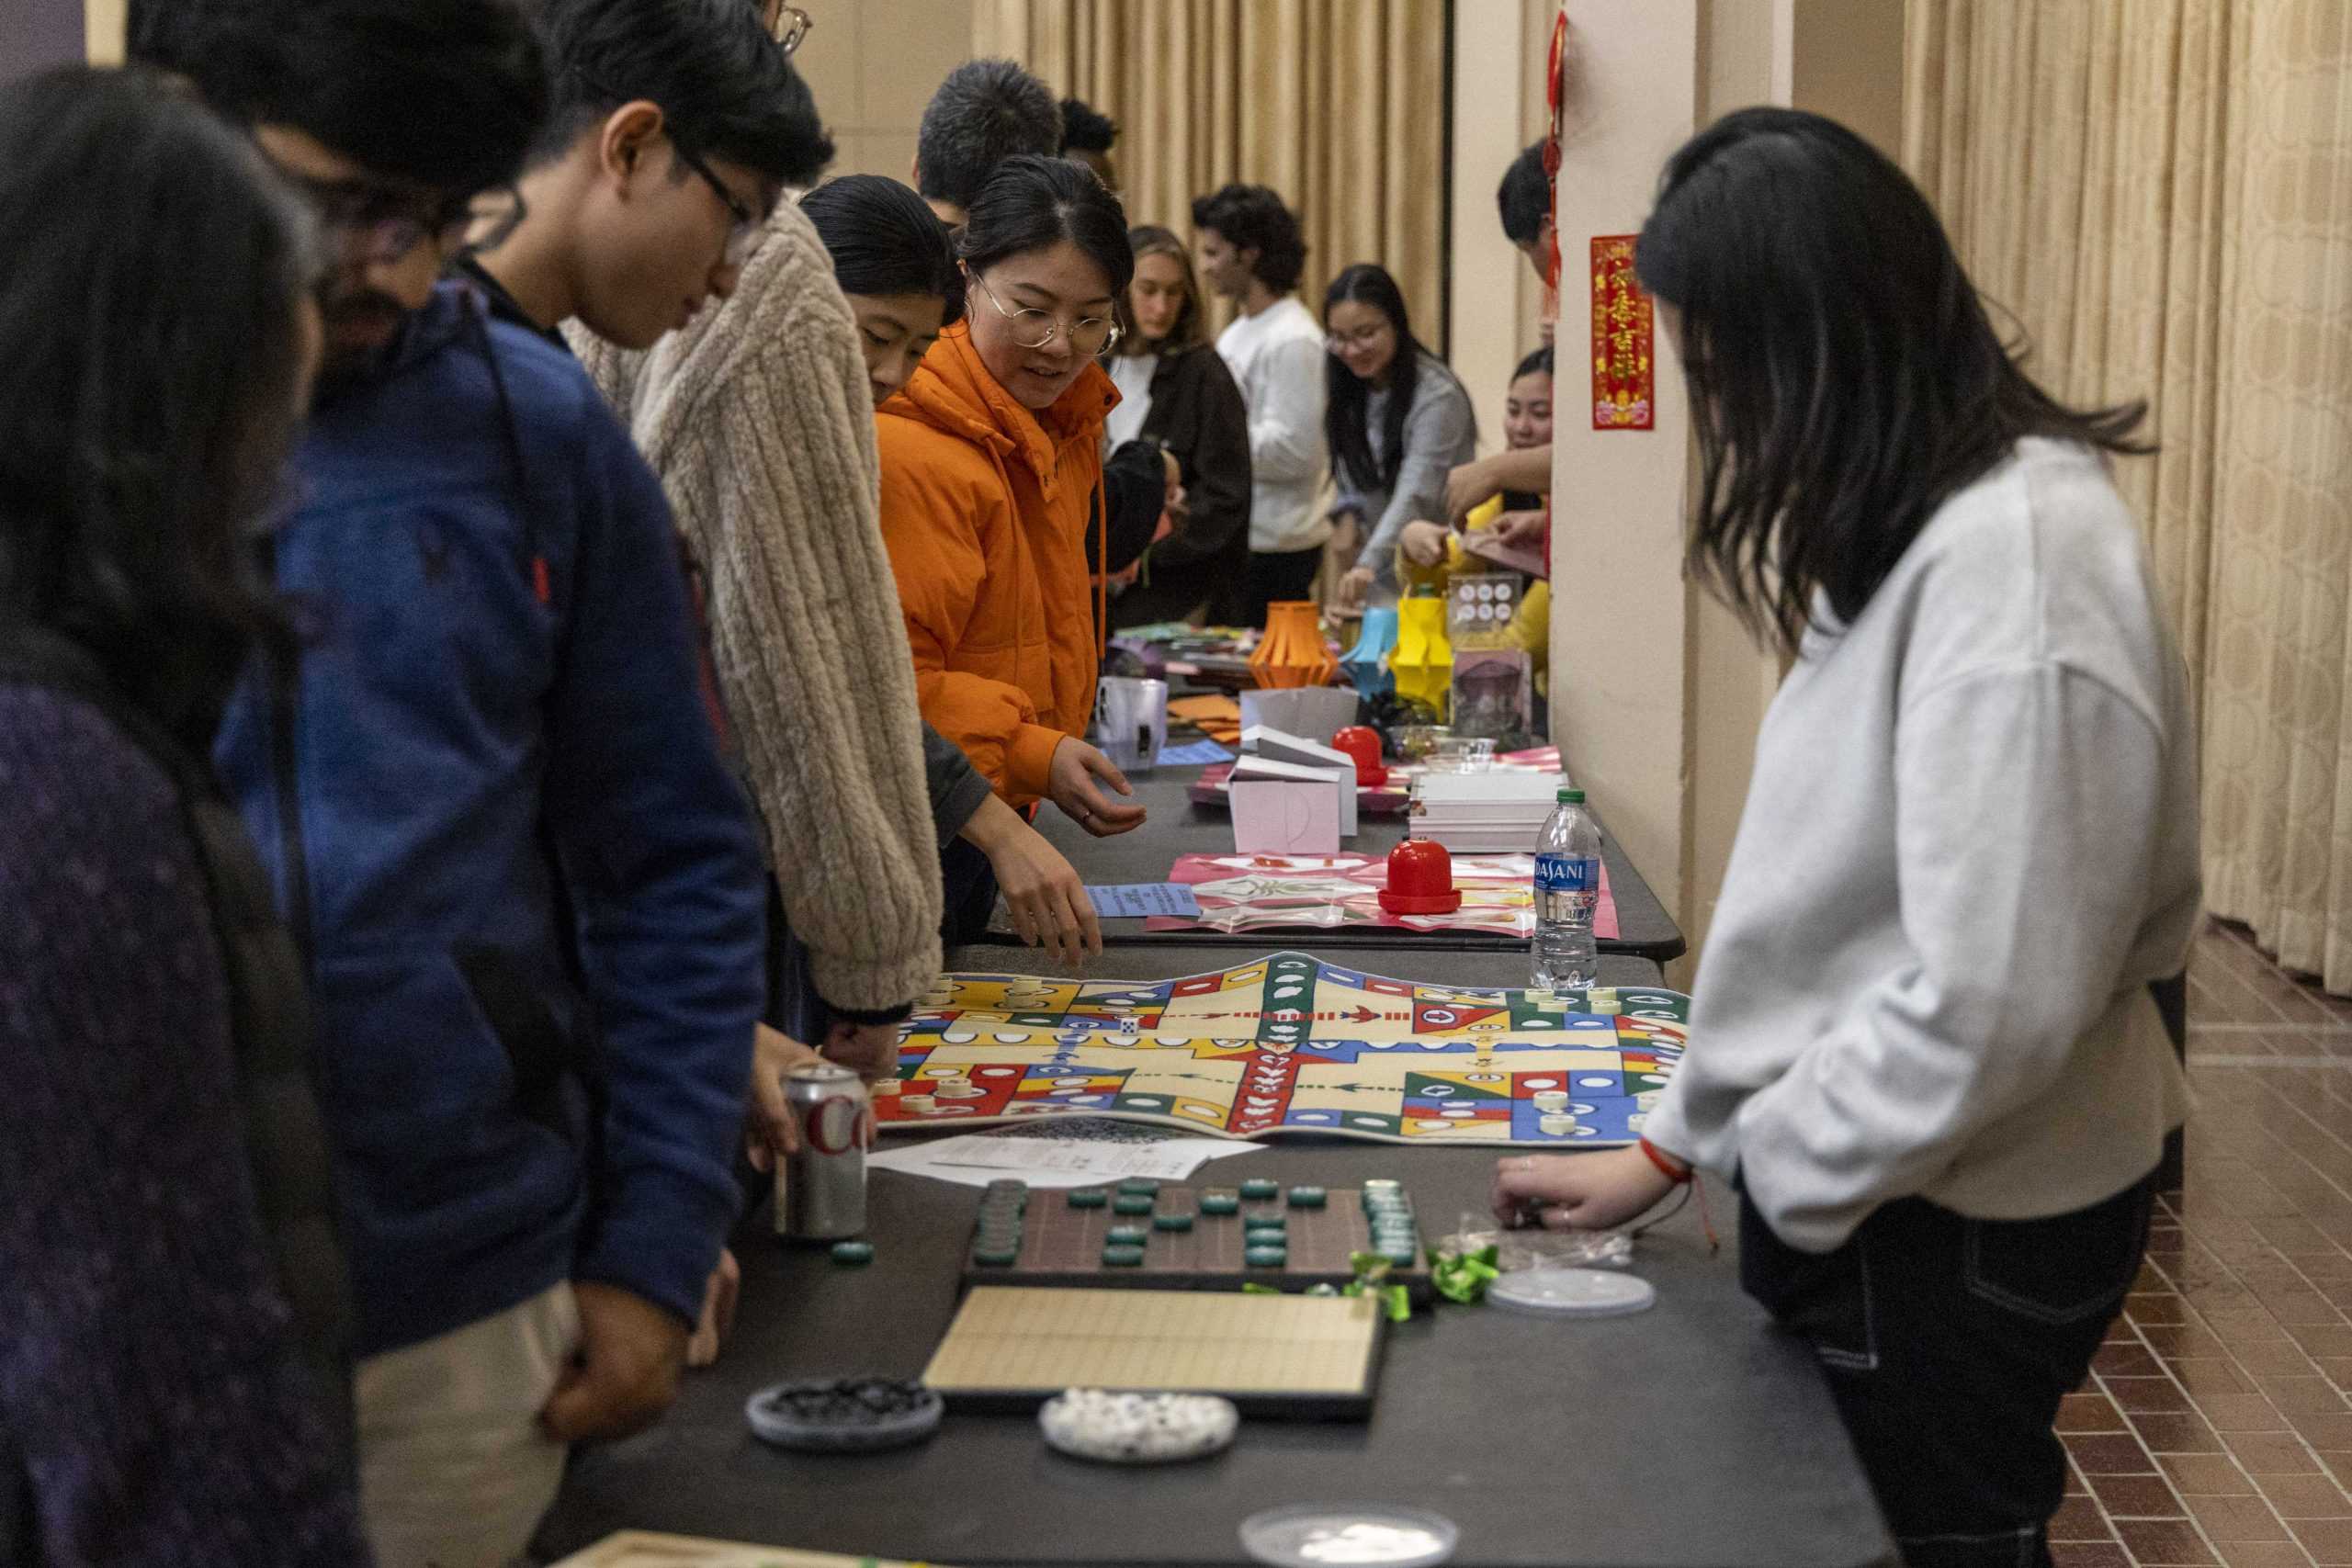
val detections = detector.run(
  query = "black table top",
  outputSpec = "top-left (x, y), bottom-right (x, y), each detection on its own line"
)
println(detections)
top-left (535, 1142), bottom-right (1892, 1568)
top-left (983, 768), bottom-right (1688, 964)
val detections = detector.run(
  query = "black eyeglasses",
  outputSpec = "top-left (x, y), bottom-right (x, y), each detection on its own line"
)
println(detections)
top-left (673, 143), bottom-right (760, 268)
top-left (278, 172), bottom-right (494, 265)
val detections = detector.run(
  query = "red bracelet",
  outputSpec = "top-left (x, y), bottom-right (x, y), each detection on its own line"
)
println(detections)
top-left (1639, 1136), bottom-right (1693, 1185)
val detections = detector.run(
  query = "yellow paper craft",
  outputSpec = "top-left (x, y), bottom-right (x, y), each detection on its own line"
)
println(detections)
top-left (1391, 595), bottom-right (1453, 716)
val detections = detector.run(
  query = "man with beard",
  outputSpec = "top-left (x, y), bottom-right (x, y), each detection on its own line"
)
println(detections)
top-left (130, 5), bottom-right (768, 1564)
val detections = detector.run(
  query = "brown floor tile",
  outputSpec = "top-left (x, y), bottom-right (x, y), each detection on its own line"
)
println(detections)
top-left (2101, 1342), bottom-right (2169, 1376)
top-left (2205, 1394), bottom-right (2295, 1433)
top-left (2260, 1474), bottom-right (2352, 1519)
top-left (2217, 1543), bottom-right (2319, 1567)
top-left (2316, 1359), bottom-right (2352, 1389)
top-left (2293, 1517), bottom-right (2352, 1563)
top-left (2117, 1517), bottom-right (2222, 1563)
top-left (2150, 1325), bottom-right (2242, 1359)
top-left (2075, 1432), bottom-right (2164, 1473)
top-left (2117, 1376), bottom-right (2203, 1414)
top-left (2169, 1454), bottom-right (2264, 1495)
top-left (2136, 1294), bottom-right (2199, 1325)
top-left (2053, 1494), bottom-right (2119, 1540)
top-left (2232, 1432), bottom-right (2326, 1474)
top-left (2052, 1544), bottom-right (2134, 1568)
top-left (2267, 1378), bottom-right (2352, 1414)
top-left (2097, 1473), bottom-right (2190, 1517)
top-left (2141, 1414), bottom-right (2232, 1453)
top-left (2289, 1415), bottom-right (2352, 1450)
top-left (2320, 1453), bottom-right (2352, 1490)
top-left (2063, 1392), bottom-right (2132, 1432)
top-left (2289, 1327), bottom-right (2352, 1359)
top-left (2189, 1495), bottom-right (2296, 1542)
top-left (2182, 1359), bottom-right (2268, 1397)
top-left (2236, 1339), bottom-right (2324, 1376)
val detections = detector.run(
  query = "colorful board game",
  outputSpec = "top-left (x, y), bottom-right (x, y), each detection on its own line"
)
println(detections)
top-left (551, 1535), bottom-right (943, 1568)
top-left (961, 1179), bottom-right (1436, 1303)
top-left (922, 1286), bottom-right (1387, 1417)
top-left (1138, 852), bottom-right (1621, 941)
top-left (880, 953), bottom-right (1685, 1145)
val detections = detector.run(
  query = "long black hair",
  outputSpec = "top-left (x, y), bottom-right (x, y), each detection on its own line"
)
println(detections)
top-left (0, 65), bottom-right (320, 747)
top-left (800, 175), bottom-right (966, 324)
top-left (958, 152), bottom-right (1132, 296)
top-left (1323, 263), bottom-right (1455, 495)
top-left (1636, 107), bottom-right (2149, 655)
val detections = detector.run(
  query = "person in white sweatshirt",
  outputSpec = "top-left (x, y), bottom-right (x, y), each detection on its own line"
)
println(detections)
top-left (1495, 108), bottom-right (2198, 1568)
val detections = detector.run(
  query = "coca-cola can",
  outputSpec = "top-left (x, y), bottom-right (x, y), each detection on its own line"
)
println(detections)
top-left (775, 1062), bottom-right (872, 1241)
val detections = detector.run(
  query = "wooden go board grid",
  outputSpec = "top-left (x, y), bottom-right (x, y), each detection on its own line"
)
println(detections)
top-left (548, 1529), bottom-right (947, 1567)
top-left (963, 1183), bottom-right (1435, 1303)
top-left (922, 1286), bottom-right (1387, 1418)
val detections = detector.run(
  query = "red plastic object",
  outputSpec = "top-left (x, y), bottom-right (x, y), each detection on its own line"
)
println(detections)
top-left (1378, 839), bottom-right (1463, 915)
top-left (1330, 726), bottom-right (1388, 787)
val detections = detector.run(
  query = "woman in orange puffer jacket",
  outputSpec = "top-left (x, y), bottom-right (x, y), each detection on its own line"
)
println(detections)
top-left (878, 154), bottom-right (1148, 937)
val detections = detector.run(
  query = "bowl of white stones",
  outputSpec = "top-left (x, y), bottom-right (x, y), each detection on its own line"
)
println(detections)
top-left (1039, 1387), bottom-right (1240, 1464)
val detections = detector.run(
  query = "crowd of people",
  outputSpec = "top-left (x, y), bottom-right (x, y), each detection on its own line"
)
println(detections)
top-left (0, 3), bottom-right (2199, 1566)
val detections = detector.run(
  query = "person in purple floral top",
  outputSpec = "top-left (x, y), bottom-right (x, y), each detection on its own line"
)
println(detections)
top-left (0, 66), bottom-right (372, 1565)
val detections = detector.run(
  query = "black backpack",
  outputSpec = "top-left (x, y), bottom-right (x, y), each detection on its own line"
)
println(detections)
top-left (0, 633), bottom-right (356, 1564)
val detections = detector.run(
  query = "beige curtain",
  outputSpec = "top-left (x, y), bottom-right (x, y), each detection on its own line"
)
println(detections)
top-left (972, 0), bottom-right (1449, 345)
top-left (1905, 0), bottom-right (2352, 994)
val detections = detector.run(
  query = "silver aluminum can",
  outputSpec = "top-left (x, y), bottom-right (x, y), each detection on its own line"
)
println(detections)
top-left (775, 1062), bottom-right (871, 1241)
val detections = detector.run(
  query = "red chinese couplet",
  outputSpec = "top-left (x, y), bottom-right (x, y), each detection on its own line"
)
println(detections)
top-left (1589, 235), bottom-right (1655, 432)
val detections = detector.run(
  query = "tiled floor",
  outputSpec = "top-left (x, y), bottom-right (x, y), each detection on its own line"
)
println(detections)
top-left (2054, 920), bottom-right (2352, 1566)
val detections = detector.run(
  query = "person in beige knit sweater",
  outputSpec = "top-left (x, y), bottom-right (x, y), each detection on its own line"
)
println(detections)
top-left (567, 192), bottom-right (1104, 994)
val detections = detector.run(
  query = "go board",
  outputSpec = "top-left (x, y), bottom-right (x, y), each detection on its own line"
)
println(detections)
top-left (882, 952), bottom-right (1686, 1145)
top-left (548, 1530), bottom-right (943, 1567)
top-left (922, 1286), bottom-right (1386, 1418)
top-left (962, 1179), bottom-right (1434, 1303)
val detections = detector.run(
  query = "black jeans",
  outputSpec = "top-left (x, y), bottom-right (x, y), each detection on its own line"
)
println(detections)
top-left (1740, 1174), bottom-right (2158, 1568)
top-left (939, 835), bottom-right (1000, 947)
top-left (1237, 546), bottom-right (1325, 626)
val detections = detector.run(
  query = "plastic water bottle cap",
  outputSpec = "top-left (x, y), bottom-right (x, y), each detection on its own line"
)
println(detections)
top-left (1558, 788), bottom-right (1585, 804)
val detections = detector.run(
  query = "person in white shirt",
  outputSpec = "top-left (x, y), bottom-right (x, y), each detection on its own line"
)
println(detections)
top-left (1192, 184), bottom-right (1327, 626)
top-left (1494, 108), bottom-right (2197, 1568)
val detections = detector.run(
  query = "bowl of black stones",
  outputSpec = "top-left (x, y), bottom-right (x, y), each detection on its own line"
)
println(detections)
top-left (744, 1377), bottom-right (944, 1452)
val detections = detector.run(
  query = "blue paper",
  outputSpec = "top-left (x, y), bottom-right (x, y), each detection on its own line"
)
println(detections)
top-left (1157, 739), bottom-right (1235, 767)
top-left (1085, 883), bottom-right (1204, 919)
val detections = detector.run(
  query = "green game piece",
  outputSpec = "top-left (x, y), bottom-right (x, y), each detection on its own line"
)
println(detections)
top-left (971, 1244), bottom-right (1018, 1267)
top-left (1153, 1213), bottom-right (1196, 1232)
top-left (1239, 1179), bottom-right (1279, 1200)
top-left (830, 1240), bottom-right (875, 1265)
top-left (1117, 1179), bottom-right (1159, 1195)
top-left (1105, 1224), bottom-right (1148, 1245)
top-left (1245, 1219), bottom-right (1287, 1238)
top-left (1286, 1186), bottom-right (1328, 1209)
top-left (1067, 1188), bottom-right (1109, 1208)
top-left (1363, 1179), bottom-right (1404, 1199)
top-left (1244, 1246), bottom-right (1288, 1268)
top-left (1113, 1194), bottom-right (1155, 1215)
top-left (1380, 1245), bottom-right (1419, 1266)
top-left (1102, 1244), bottom-right (1147, 1267)
top-left (1200, 1192), bottom-right (1241, 1215)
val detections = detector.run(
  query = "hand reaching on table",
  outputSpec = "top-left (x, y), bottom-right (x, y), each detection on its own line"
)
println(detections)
top-left (743, 1021), bottom-right (819, 1173)
top-left (1491, 1147), bottom-right (1679, 1233)
top-left (1338, 564), bottom-right (1377, 610)
top-left (821, 1017), bottom-right (899, 1086)
top-left (1047, 737), bottom-right (1147, 838)
top-left (1399, 520), bottom-right (1450, 568)
top-left (1492, 509), bottom-right (1549, 552)
top-left (541, 1282), bottom-right (688, 1442)
top-left (960, 794), bottom-right (1102, 968)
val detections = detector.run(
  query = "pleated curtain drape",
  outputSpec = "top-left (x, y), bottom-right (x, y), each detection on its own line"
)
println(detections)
top-left (1905, 0), bottom-right (2352, 993)
top-left (972, 0), bottom-right (1450, 347)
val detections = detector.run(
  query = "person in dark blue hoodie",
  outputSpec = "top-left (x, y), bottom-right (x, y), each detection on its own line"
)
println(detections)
top-left (133, 4), bottom-right (769, 1564)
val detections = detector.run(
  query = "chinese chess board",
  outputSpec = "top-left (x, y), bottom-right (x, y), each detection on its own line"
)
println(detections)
top-left (960, 1180), bottom-right (1435, 1303)
top-left (922, 1286), bottom-right (1386, 1417)
top-left (881, 953), bottom-right (1687, 1145)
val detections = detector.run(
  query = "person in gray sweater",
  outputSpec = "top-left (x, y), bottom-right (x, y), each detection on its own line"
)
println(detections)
top-left (1324, 263), bottom-right (1478, 610)
top-left (1495, 109), bottom-right (2197, 1568)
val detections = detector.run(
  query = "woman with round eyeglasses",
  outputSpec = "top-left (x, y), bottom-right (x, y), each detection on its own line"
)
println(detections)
top-left (876, 153), bottom-right (1148, 937)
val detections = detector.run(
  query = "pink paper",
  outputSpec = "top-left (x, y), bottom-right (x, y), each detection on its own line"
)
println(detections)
top-left (1228, 780), bottom-right (1340, 855)
top-left (1149, 851), bottom-right (1621, 940)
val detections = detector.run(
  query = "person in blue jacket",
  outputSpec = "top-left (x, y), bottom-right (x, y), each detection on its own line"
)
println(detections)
top-left (134, 3), bottom-right (768, 1564)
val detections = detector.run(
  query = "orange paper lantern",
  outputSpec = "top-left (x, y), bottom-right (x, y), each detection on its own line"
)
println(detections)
top-left (1248, 601), bottom-right (1339, 690)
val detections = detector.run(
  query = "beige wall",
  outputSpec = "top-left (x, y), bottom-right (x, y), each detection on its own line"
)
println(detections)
top-left (1792, 0), bottom-right (1904, 159)
top-left (793, 0), bottom-right (979, 183)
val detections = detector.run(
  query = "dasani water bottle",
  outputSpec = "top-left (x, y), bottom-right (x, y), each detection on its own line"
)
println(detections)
top-left (1532, 787), bottom-right (1601, 991)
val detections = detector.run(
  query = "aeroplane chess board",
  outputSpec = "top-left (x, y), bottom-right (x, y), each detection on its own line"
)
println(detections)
top-left (878, 953), bottom-right (1688, 1146)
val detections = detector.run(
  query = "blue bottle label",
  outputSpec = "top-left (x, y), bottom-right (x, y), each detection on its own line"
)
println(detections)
top-left (1535, 853), bottom-right (1599, 894)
